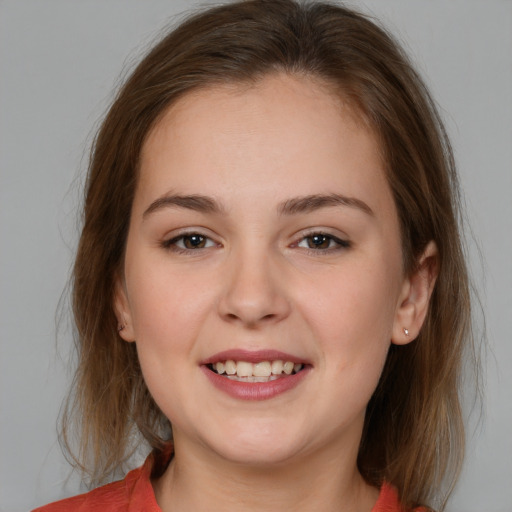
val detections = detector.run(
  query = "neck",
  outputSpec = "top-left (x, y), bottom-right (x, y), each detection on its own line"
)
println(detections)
top-left (153, 432), bottom-right (379, 512)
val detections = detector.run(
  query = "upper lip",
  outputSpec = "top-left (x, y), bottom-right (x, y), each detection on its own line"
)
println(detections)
top-left (200, 349), bottom-right (310, 365)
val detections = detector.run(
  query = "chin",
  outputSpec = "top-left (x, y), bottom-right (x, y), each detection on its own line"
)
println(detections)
top-left (216, 441), bottom-right (303, 468)
top-left (201, 419), bottom-right (308, 467)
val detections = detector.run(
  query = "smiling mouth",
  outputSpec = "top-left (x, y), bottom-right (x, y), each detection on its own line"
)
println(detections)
top-left (207, 360), bottom-right (305, 383)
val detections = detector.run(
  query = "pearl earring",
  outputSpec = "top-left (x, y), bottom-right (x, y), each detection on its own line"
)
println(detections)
top-left (403, 328), bottom-right (409, 336)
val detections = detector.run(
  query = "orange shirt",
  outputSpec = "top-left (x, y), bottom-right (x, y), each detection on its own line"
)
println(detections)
top-left (33, 451), bottom-right (424, 512)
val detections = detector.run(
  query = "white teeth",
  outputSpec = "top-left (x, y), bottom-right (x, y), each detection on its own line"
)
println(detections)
top-left (224, 360), bottom-right (236, 375)
top-left (283, 361), bottom-right (294, 375)
top-left (271, 360), bottom-right (283, 374)
top-left (226, 375), bottom-right (281, 382)
top-left (236, 361), bottom-right (253, 378)
top-left (212, 360), bottom-right (304, 379)
top-left (253, 376), bottom-right (273, 382)
top-left (253, 361), bottom-right (272, 377)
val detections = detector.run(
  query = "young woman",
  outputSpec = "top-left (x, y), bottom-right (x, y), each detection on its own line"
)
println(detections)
top-left (34, 1), bottom-right (474, 510)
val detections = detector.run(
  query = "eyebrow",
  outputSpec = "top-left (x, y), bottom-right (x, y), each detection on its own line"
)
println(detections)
top-left (143, 193), bottom-right (225, 218)
top-left (143, 192), bottom-right (373, 218)
top-left (278, 193), bottom-right (374, 216)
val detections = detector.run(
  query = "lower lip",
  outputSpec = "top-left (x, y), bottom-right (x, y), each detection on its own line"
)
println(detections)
top-left (201, 366), bottom-right (310, 401)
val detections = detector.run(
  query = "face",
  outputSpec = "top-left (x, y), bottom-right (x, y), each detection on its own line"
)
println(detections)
top-left (116, 74), bottom-right (422, 467)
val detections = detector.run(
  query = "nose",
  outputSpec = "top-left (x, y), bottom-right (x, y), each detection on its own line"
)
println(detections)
top-left (217, 248), bottom-right (291, 328)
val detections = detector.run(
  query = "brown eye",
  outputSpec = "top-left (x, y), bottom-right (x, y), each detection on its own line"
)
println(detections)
top-left (183, 234), bottom-right (207, 249)
top-left (306, 234), bottom-right (331, 249)
top-left (163, 233), bottom-right (216, 251)
top-left (296, 233), bottom-right (350, 251)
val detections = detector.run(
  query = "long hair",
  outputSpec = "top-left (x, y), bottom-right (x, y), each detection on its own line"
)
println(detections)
top-left (63, 1), bottom-right (474, 509)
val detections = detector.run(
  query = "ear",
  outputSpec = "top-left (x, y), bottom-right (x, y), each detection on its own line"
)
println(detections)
top-left (392, 241), bottom-right (439, 345)
top-left (113, 276), bottom-right (136, 342)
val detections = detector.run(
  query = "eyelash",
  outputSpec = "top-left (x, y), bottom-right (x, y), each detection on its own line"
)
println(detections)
top-left (294, 232), bottom-right (351, 253)
top-left (161, 231), bottom-right (350, 254)
top-left (161, 232), bottom-right (218, 253)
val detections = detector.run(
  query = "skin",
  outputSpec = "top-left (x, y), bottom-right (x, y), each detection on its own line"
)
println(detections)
top-left (115, 73), bottom-right (437, 512)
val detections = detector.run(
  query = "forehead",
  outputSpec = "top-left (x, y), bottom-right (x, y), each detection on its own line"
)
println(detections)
top-left (137, 73), bottom-right (391, 215)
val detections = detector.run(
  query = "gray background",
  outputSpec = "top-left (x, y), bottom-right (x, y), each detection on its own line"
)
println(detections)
top-left (1, 1), bottom-right (511, 510)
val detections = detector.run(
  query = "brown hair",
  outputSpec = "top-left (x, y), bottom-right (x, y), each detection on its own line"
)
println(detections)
top-left (64, 1), bottom-right (474, 509)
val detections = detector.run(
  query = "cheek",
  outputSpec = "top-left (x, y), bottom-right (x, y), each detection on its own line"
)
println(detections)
top-left (299, 263), bottom-right (400, 346)
top-left (124, 263), bottom-right (216, 420)
top-left (296, 260), bottom-right (401, 403)
top-left (124, 256), bottom-right (216, 354)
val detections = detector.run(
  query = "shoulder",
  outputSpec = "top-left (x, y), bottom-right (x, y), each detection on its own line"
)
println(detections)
top-left (32, 477), bottom-right (127, 511)
top-left (372, 482), bottom-right (429, 512)
top-left (32, 456), bottom-right (162, 512)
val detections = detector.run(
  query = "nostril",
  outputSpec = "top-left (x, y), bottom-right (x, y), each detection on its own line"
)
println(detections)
top-left (217, 272), bottom-right (291, 326)
top-left (223, 311), bottom-right (276, 325)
